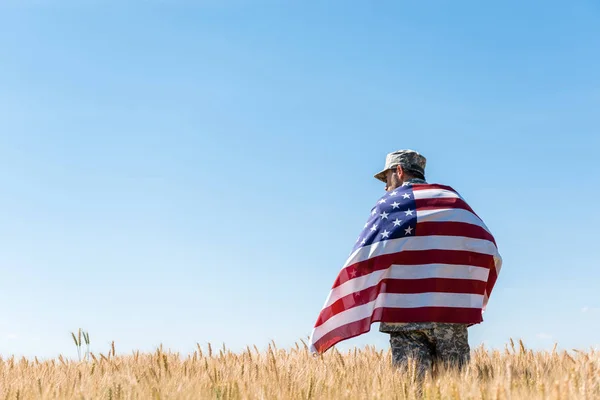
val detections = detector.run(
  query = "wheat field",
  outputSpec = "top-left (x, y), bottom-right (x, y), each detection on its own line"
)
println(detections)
top-left (0, 335), bottom-right (598, 399)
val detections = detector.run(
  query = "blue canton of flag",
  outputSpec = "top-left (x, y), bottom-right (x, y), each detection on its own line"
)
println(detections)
top-left (352, 184), bottom-right (418, 253)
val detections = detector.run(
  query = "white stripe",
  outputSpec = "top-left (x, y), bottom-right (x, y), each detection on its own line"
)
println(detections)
top-left (414, 188), bottom-right (460, 200)
top-left (324, 264), bottom-right (490, 308)
top-left (342, 234), bottom-right (498, 269)
top-left (416, 208), bottom-right (491, 232)
top-left (311, 292), bottom-right (484, 345)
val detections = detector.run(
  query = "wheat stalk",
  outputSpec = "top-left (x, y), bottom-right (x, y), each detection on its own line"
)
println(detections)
top-left (3, 336), bottom-right (598, 399)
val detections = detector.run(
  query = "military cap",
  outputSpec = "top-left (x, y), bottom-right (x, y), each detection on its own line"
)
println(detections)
top-left (374, 149), bottom-right (427, 183)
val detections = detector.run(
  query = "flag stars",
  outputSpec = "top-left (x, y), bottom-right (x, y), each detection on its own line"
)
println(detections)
top-left (391, 202), bottom-right (401, 209)
top-left (393, 218), bottom-right (402, 227)
top-left (390, 191), bottom-right (398, 196)
top-left (380, 211), bottom-right (389, 220)
top-left (361, 238), bottom-right (367, 245)
top-left (381, 230), bottom-right (390, 239)
top-left (404, 208), bottom-right (414, 216)
top-left (402, 193), bottom-right (411, 199)
top-left (404, 226), bottom-right (413, 235)
top-left (370, 224), bottom-right (378, 232)
top-left (379, 198), bottom-right (387, 204)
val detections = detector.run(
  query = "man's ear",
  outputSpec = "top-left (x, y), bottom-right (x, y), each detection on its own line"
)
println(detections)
top-left (396, 165), bottom-right (405, 179)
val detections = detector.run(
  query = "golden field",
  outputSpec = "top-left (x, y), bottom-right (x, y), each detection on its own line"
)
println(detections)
top-left (0, 337), bottom-right (598, 399)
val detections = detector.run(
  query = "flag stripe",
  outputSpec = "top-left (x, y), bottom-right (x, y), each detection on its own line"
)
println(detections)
top-left (412, 185), bottom-right (484, 219)
top-left (311, 307), bottom-right (483, 353)
top-left (326, 263), bottom-right (490, 308)
top-left (316, 278), bottom-right (488, 327)
top-left (416, 221), bottom-right (496, 245)
top-left (415, 197), bottom-right (475, 214)
top-left (485, 265), bottom-right (499, 299)
top-left (412, 184), bottom-right (458, 193)
top-left (340, 234), bottom-right (498, 277)
top-left (311, 292), bottom-right (484, 345)
top-left (413, 188), bottom-right (460, 200)
top-left (416, 208), bottom-right (490, 233)
top-left (335, 249), bottom-right (495, 288)
top-left (343, 209), bottom-right (493, 270)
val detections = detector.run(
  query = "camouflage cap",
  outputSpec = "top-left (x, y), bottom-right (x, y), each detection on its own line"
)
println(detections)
top-left (374, 149), bottom-right (427, 183)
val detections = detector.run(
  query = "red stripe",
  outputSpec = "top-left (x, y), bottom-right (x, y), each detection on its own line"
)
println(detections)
top-left (416, 221), bottom-right (496, 245)
top-left (316, 277), bottom-right (486, 327)
top-left (485, 265), bottom-right (499, 297)
top-left (334, 250), bottom-right (495, 288)
top-left (313, 307), bottom-right (483, 353)
top-left (415, 197), bottom-right (476, 214)
top-left (412, 184), bottom-right (457, 193)
top-left (412, 184), bottom-right (485, 219)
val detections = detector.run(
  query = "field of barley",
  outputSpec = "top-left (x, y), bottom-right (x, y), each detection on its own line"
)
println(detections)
top-left (0, 336), bottom-right (598, 399)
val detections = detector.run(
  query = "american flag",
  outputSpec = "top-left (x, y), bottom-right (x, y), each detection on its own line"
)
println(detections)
top-left (308, 183), bottom-right (502, 354)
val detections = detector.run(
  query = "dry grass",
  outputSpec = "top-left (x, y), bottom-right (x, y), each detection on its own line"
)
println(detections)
top-left (0, 338), bottom-right (598, 399)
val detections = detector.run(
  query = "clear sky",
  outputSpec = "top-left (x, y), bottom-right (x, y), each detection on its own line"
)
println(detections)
top-left (1, 1), bottom-right (599, 359)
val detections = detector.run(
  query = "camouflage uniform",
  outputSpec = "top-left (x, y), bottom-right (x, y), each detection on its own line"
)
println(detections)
top-left (385, 323), bottom-right (470, 379)
top-left (375, 164), bottom-right (471, 378)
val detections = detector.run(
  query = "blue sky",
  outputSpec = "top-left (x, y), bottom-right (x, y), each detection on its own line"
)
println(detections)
top-left (1, 1), bottom-right (599, 359)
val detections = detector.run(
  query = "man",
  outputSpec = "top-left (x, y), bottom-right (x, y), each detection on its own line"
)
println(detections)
top-left (373, 149), bottom-right (470, 377)
top-left (308, 149), bottom-right (501, 382)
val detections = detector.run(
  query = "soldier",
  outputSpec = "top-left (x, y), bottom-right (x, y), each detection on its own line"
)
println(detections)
top-left (373, 150), bottom-right (470, 379)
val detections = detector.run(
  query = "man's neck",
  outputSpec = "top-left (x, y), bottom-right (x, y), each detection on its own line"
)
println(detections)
top-left (403, 177), bottom-right (427, 185)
